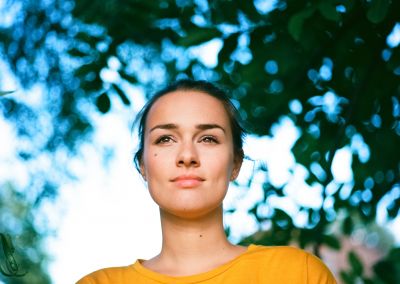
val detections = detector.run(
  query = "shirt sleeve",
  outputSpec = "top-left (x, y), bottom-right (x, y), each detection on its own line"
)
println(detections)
top-left (75, 270), bottom-right (107, 284)
top-left (306, 252), bottom-right (337, 284)
top-left (76, 275), bottom-right (94, 284)
top-left (75, 267), bottom-right (127, 284)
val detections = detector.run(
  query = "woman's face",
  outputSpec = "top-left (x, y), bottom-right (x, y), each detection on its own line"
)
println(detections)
top-left (141, 90), bottom-right (241, 219)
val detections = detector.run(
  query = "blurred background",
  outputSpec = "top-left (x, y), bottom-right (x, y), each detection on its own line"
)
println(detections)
top-left (0, 0), bottom-right (399, 283)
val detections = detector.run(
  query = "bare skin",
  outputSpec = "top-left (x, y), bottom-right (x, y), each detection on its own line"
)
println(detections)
top-left (140, 90), bottom-right (246, 276)
top-left (142, 207), bottom-right (247, 276)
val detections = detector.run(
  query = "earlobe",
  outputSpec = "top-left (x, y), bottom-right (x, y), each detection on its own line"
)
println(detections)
top-left (230, 165), bottom-right (241, 180)
top-left (140, 164), bottom-right (147, 181)
top-left (230, 152), bottom-right (243, 181)
top-left (230, 170), bottom-right (239, 181)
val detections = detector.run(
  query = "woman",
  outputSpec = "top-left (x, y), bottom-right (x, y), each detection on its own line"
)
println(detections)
top-left (77, 79), bottom-right (337, 283)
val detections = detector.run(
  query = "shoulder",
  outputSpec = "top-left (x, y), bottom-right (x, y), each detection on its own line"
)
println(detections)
top-left (247, 244), bottom-right (310, 260)
top-left (304, 251), bottom-right (337, 283)
top-left (245, 245), bottom-right (337, 283)
top-left (76, 265), bottom-right (135, 284)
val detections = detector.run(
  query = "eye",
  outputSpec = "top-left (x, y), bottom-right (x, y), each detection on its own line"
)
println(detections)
top-left (155, 135), bottom-right (175, 144)
top-left (200, 135), bottom-right (219, 144)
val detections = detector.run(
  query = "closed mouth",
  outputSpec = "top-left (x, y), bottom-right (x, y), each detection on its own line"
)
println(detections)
top-left (171, 175), bottom-right (205, 182)
top-left (171, 175), bottom-right (205, 188)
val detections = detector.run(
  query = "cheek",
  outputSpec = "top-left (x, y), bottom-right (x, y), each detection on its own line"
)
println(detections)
top-left (205, 151), bottom-right (235, 177)
top-left (145, 152), bottom-right (158, 172)
top-left (144, 152), bottom-right (164, 196)
top-left (143, 148), bottom-right (171, 177)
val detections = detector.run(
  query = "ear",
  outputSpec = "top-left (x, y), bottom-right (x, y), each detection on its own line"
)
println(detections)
top-left (140, 162), bottom-right (147, 181)
top-left (230, 150), bottom-right (244, 181)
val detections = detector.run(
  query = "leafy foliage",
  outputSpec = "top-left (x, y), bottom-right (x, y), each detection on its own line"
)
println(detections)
top-left (0, 0), bottom-right (399, 282)
top-left (372, 247), bottom-right (400, 283)
top-left (0, 184), bottom-right (51, 284)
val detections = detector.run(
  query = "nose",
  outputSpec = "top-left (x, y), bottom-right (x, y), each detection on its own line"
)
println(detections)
top-left (176, 141), bottom-right (200, 167)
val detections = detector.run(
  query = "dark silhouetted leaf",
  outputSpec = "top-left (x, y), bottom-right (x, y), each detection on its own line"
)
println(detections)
top-left (342, 216), bottom-right (354, 235)
top-left (288, 6), bottom-right (316, 41)
top-left (177, 28), bottom-right (221, 47)
top-left (322, 234), bottom-right (341, 250)
top-left (96, 92), bottom-right (111, 113)
top-left (112, 84), bottom-right (130, 105)
top-left (119, 71), bottom-right (138, 85)
top-left (349, 251), bottom-right (364, 276)
top-left (367, 0), bottom-right (390, 24)
top-left (67, 47), bottom-right (90, 57)
top-left (0, 90), bottom-right (15, 96)
top-left (318, 1), bottom-right (341, 22)
top-left (373, 247), bottom-right (400, 283)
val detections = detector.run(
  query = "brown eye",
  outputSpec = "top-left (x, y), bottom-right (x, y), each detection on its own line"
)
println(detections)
top-left (201, 136), bottom-right (218, 144)
top-left (155, 135), bottom-right (174, 144)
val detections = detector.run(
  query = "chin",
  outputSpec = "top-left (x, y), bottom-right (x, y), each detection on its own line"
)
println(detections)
top-left (161, 203), bottom-right (223, 220)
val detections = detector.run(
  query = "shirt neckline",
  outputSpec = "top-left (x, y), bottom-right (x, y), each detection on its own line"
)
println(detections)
top-left (132, 244), bottom-right (257, 283)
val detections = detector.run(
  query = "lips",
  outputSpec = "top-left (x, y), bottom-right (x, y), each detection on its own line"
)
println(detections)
top-left (171, 175), bottom-right (205, 188)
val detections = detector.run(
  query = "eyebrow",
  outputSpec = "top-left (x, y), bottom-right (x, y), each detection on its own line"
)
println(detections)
top-left (149, 123), bottom-right (226, 133)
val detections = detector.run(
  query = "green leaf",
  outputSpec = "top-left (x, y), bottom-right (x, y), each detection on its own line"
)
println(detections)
top-left (318, 1), bottom-right (341, 22)
top-left (322, 234), bottom-right (341, 250)
top-left (273, 208), bottom-right (293, 225)
top-left (177, 28), bottom-right (221, 47)
top-left (238, 1), bottom-right (261, 22)
top-left (387, 247), bottom-right (400, 261)
top-left (75, 63), bottom-right (95, 78)
top-left (367, 0), bottom-right (390, 24)
top-left (387, 46), bottom-right (400, 71)
top-left (218, 33), bottom-right (238, 67)
top-left (340, 271), bottom-right (354, 284)
top-left (112, 84), bottom-right (130, 105)
top-left (387, 197), bottom-right (400, 219)
top-left (348, 251), bottom-right (364, 276)
top-left (298, 228), bottom-right (315, 248)
top-left (288, 7), bottom-right (316, 41)
top-left (373, 247), bottom-right (400, 283)
top-left (96, 92), bottom-right (111, 113)
top-left (0, 90), bottom-right (15, 96)
top-left (342, 216), bottom-right (354, 235)
top-left (119, 71), bottom-right (138, 85)
top-left (67, 47), bottom-right (90, 58)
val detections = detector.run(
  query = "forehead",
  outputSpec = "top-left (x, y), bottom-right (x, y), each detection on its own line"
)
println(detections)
top-left (146, 90), bottom-right (231, 129)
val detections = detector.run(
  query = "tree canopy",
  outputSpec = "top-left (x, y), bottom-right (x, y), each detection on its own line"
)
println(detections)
top-left (0, 0), bottom-right (399, 283)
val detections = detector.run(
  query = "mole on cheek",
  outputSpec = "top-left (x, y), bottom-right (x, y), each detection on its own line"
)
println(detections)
top-left (154, 153), bottom-right (158, 157)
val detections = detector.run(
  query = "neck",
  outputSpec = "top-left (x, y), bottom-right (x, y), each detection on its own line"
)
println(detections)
top-left (156, 206), bottom-right (235, 268)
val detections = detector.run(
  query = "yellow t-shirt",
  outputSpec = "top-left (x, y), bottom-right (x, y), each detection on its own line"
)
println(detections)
top-left (77, 245), bottom-right (337, 283)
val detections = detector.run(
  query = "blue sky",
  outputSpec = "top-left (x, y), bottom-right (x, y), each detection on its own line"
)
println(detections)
top-left (1, 6), bottom-right (400, 281)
